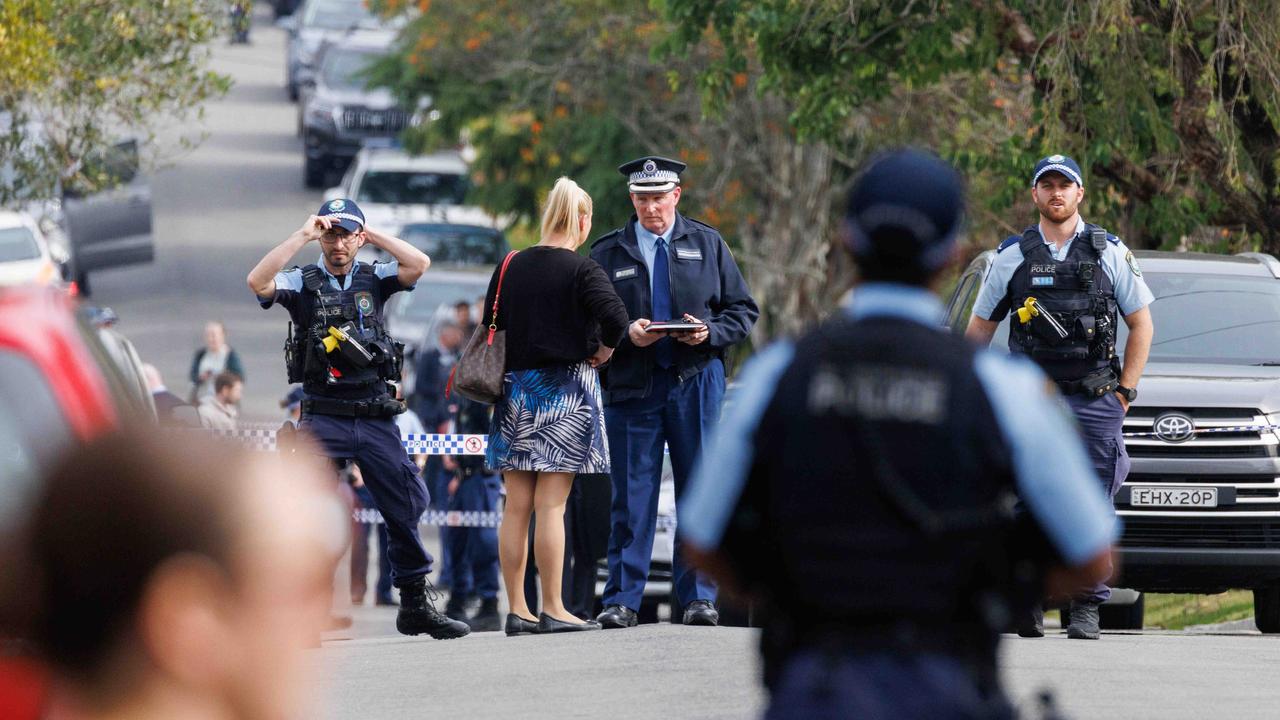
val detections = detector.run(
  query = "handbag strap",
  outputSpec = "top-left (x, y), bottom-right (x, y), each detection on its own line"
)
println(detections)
top-left (487, 250), bottom-right (518, 346)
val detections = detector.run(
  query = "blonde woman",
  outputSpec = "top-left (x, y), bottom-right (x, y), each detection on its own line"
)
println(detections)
top-left (483, 177), bottom-right (629, 634)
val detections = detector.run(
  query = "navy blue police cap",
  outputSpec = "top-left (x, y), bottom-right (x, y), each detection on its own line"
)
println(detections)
top-left (1031, 154), bottom-right (1084, 187)
top-left (318, 198), bottom-right (365, 233)
top-left (618, 156), bottom-right (687, 194)
top-left (844, 148), bottom-right (965, 271)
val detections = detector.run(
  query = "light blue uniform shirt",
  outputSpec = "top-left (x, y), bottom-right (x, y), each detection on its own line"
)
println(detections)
top-left (633, 220), bottom-right (670, 296)
top-left (269, 258), bottom-right (403, 294)
top-left (971, 218), bottom-right (1154, 320)
top-left (681, 282), bottom-right (1119, 566)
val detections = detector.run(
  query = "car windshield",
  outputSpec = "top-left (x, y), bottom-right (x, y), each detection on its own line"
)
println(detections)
top-left (1121, 273), bottom-right (1280, 364)
top-left (356, 171), bottom-right (469, 205)
top-left (0, 226), bottom-right (41, 262)
top-left (395, 278), bottom-right (489, 321)
top-left (401, 226), bottom-right (505, 265)
top-left (320, 48), bottom-right (381, 91)
top-left (303, 0), bottom-right (374, 30)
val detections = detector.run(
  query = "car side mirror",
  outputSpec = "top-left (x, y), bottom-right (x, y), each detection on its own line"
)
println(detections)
top-left (323, 187), bottom-right (343, 202)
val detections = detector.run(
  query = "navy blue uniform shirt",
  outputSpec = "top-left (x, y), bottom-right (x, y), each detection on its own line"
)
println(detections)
top-left (589, 213), bottom-right (758, 403)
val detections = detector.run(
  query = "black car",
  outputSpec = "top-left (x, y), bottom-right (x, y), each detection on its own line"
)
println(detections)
top-left (300, 31), bottom-right (412, 188)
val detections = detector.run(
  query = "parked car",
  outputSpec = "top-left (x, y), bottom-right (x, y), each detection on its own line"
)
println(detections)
top-left (0, 287), bottom-right (159, 720)
top-left (1, 119), bottom-right (154, 295)
top-left (326, 145), bottom-right (490, 240)
top-left (300, 32), bottom-right (417, 188)
top-left (279, 0), bottom-right (383, 101)
top-left (390, 223), bottom-right (510, 268)
top-left (946, 249), bottom-right (1280, 633)
top-left (0, 211), bottom-right (67, 287)
top-left (383, 267), bottom-right (490, 353)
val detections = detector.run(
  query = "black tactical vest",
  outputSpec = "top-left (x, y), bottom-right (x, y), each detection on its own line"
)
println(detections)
top-left (1003, 225), bottom-right (1118, 382)
top-left (721, 314), bottom-right (1044, 686)
top-left (285, 264), bottom-right (403, 401)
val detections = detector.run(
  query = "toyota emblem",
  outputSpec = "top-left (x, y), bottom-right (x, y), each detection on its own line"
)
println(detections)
top-left (1153, 412), bottom-right (1195, 443)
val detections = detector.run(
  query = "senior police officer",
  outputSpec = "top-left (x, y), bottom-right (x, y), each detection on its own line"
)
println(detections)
top-left (966, 154), bottom-right (1154, 640)
top-left (248, 199), bottom-right (470, 639)
top-left (681, 149), bottom-right (1117, 719)
top-left (589, 156), bottom-right (759, 628)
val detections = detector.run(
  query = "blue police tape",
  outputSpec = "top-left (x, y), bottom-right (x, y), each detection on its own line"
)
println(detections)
top-left (209, 425), bottom-right (488, 455)
top-left (354, 507), bottom-right (679, 531)
top-left (215, 426), bottom-right (679, 530)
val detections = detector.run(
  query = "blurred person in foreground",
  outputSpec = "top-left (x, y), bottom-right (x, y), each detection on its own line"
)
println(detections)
top-left (16, 428), bottom-right (347, 720)
top-left (680, 149), bottom-right (1118, 719)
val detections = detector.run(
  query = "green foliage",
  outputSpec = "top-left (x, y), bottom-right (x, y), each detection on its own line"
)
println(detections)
top-left (665, 0), bottom-right (1280, 253)
top-left (0, 0), bottom-right (230, 203)
top-left (1145, 591), bottom-right (1255, 630)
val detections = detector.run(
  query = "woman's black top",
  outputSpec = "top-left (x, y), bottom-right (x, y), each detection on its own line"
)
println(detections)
top-left (482, 246), bottom-right (629, 371)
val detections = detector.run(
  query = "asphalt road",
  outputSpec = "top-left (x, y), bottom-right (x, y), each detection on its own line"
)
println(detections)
top-left (86, 7), bottom-right (320, 420)
top-left (86, 10), bottom-right (1280, 720)
top-left (317, 608), bottom-right (1280, 720)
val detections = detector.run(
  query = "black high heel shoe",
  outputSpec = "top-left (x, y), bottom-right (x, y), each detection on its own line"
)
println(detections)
top-left (536, 613), bottom-right (601, 634)
top-left (505, 613), bottom-right (539, 637)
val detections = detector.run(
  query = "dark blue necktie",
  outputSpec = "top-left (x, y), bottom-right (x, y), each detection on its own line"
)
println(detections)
top-left (652, 237), bottom-right (674, 368)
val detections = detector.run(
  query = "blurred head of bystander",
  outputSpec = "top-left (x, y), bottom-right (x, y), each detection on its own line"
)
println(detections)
top-left (11, 429), bottom-right (346, 720)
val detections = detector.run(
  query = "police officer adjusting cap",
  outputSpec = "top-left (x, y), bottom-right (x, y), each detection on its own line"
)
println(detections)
top-left (318, 198), bottom-right (366, 233)
top-left (844, 148), bottom-right (965, 271)
top-left (1031, 154), bottom-right (1084, 187)
top-left (618, 156), bottom-right (686, 194)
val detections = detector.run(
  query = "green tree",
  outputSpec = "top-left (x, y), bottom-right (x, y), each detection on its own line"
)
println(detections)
top-left (0, 0), bottom-right (230, 203)
top-left (665, 0), bottom-right (1280, 253)
top-left (371, 0), bottom-right (847, 339)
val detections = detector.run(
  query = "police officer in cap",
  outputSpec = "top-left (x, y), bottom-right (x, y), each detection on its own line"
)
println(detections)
top-left (966, 154), bottom-right (1154, 639)
top-left (681, 149), bottom-right (1117, 718)
top-left (248, 199), bottom-right (469, 639)
top-left (590, 156), bottom-right (758, 628)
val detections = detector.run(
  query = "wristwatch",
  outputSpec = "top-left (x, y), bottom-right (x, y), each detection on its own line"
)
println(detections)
top-left (1115, 385), bottom-right (1138, 402)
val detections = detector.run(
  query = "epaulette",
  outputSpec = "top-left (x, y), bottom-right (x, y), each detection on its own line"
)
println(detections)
top-left (682, 216), bottom-right (721, 234)
top-left (590, 228), bottom-right (623, 248)
top-left (996, 235), bottom-right (1021, 253)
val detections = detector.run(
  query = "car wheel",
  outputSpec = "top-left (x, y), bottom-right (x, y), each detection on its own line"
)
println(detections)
top-left (1099, 592), bottom-right (1144, 630)
top-left (304, 156), bottom-right (326, 189)
top-left (1254, 583), bottom-right (1280, 633)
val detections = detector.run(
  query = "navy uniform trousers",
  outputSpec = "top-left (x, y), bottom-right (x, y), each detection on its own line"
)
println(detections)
top-left (603, 359), bottom-right (723, 612)
top-left (1065, 391), bottom-right (1130, 603)
top-left (301, 412), bottom-right (433, 585)
top-left (445, 472), bottom-right (501, 601)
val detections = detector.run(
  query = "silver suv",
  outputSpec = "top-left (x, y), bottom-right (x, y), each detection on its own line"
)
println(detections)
top-left (947, 250), bottom-right (1280, 633)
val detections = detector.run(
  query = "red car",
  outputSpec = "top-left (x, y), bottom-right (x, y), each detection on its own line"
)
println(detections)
top-left (0, 286), bottom-right (155, 718)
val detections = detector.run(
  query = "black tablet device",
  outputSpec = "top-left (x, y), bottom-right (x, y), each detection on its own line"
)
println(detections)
top-left (645, 321), bottom-right (705, 332)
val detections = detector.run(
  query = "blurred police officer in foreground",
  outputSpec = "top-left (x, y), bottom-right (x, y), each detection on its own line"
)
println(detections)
top-left (248, 199), bottom-right (469, 639)
top-left (590, 156), bottom-right (759, 628)
top-left (681, 149), bottom-right (1117, 719)
top-left (966, 154), bottom-right (1154, 639)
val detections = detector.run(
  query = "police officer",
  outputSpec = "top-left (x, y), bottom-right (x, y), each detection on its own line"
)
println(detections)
top-left (248, 198), bottom-right (469, 639)
top-left (966, 154), bottom-right (1154, 639)
top-left (680, 149), bottom-right (1117, 718)
top-left (589, 156), bottom-right (759, 628)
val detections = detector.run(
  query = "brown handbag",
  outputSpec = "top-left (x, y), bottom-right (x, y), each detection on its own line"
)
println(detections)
top-left (451, 250), bottom-right (518, 404)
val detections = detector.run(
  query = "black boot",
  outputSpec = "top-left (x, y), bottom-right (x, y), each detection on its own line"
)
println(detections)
top-left (468, 597), bottom-right (502, 632)
top-left (396, 579), bottom-right (471, 639)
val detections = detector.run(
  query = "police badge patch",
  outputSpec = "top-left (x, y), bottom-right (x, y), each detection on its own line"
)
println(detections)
top-left (355, 292), bottom-right (374, 315)
top-left (1125, 250), bottom-right (1142, 277)
top-left (329, 199), bottom-right (346, 212)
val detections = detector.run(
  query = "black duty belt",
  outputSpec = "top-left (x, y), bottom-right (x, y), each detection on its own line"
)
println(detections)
top-left (1055, 367), bottom-right (1117, 398)
top-left (302, 396), bottom-right (405, 419)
